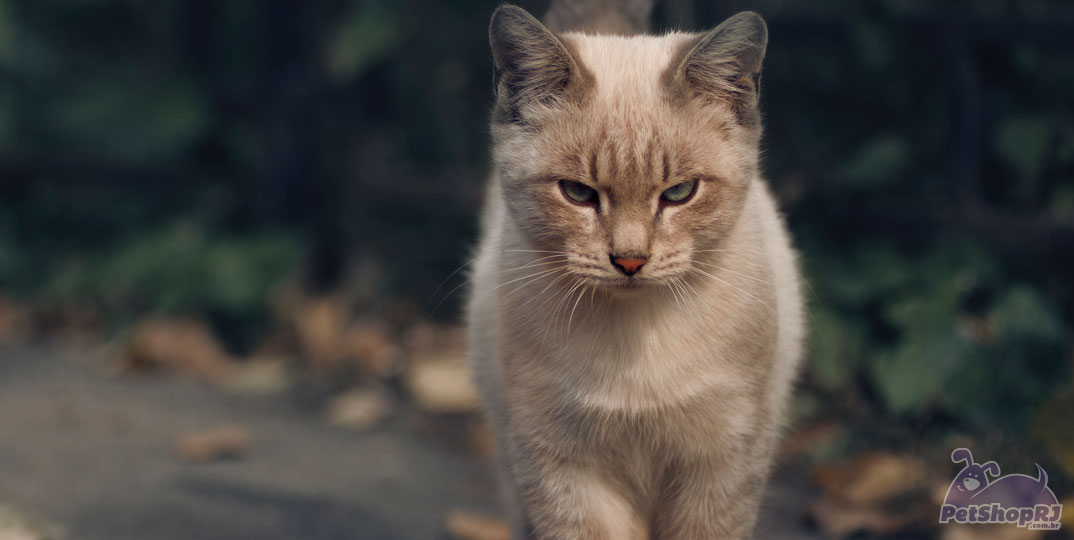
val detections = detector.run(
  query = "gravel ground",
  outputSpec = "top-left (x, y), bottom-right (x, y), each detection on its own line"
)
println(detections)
top-left (0, 342), bottom-right (820, 540)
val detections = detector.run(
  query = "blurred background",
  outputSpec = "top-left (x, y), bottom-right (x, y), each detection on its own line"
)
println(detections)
top-left (0, 0), bottom-right (1072, 538)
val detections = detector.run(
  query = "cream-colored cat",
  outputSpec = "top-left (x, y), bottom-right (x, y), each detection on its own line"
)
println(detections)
top-left (467, 4), bottom-right (804, 538)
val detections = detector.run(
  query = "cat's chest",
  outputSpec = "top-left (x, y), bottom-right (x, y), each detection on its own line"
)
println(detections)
top-left (542, 313), bottom-right (749, 413)
top-left (532, 330), bottom-right (762, 456)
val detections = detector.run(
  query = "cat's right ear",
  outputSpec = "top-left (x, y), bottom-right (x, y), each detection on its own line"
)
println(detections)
top-left (489, 4), bottom-right (584, 123)
top-left (669, 11), bottom-right (768, 127)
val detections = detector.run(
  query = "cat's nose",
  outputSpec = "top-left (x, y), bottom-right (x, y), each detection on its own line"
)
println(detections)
top-left (610, 255), bottom-right (647, 276)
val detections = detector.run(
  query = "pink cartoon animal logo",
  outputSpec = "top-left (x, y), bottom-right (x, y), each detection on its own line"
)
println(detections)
top-left (939, 448), bottom-right (1063, 530)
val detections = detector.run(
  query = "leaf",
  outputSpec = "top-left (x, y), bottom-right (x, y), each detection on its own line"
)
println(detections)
top-left (45, 74), bottom-right (209, 164)
top-left (812, 452), bottom-right (929, 505)
top-left (43, 223), bottom-right (299, 321)
top-left (445, 509), bottom-right (509, 540)
top-left (989, 285), bottom-right (1063, 344)
top-left (174, 424), bottom-right (251, 463)
top-left (994, 114), bottom-right (1050, 180)
top-left (1051, 182), bottom-right (1074, 214)
top-left (838, 134), bottom-right (909, 189)
top-left (805, 245), bottom-right (911, 309)
top-left (325, 3), bottom-right (401, 81)
top-left (0, 0), bottom-right (12, 66)
top-left (810, 307), bottom-right (863, 390)
top-left (943, 285), bottom-right (1067, 428)
top-left (870, 330), bottom-right (972, 413)
top-left (851, 19), bottom-right (894, 72)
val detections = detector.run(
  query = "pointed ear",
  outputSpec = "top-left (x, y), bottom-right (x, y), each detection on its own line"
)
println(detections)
top-left (490, 4), bottom-right (583, 123)
top-left (672, 11), bottom-right (768, 125)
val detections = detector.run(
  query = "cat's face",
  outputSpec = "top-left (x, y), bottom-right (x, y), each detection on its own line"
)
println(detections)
top-left (489, 7), bottom-right (767, 290)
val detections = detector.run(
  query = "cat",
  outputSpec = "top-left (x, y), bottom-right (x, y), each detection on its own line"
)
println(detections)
top-left (466, 3), bottom-right (804, 538)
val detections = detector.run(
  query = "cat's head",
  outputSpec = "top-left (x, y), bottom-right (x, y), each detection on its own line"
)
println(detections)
top-left (489, 5), bottom-right (767, 290)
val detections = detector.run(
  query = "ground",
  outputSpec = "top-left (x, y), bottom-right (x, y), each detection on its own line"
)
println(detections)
top-left (0, 342), bottom-right (820, 540)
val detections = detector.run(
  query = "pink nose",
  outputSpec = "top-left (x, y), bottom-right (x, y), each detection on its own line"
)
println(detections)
top-left (611, 256), bottom-right (647, 275)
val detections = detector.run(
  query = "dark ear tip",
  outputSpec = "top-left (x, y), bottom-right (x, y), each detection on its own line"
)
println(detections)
top-left (725, 11), bottom-right (768, 43)
top-left (492, 4), bottom-right (524, 19)
top-left (490, 4), bottom-right (521, 48)
top-left (490, 4), bottom-right (541, 44)
top-left (490, 4), bottom-right (532, 28)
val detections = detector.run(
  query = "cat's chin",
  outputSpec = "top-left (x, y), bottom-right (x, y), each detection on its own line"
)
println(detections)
top-left (596, 278), bottom-right (661, 298)
top-left (571, 274), bottom-right (673, 298)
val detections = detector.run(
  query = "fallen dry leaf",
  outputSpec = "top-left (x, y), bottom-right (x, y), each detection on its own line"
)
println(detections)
top-left (0, 296), bottom-right (31, 344)
top-left (405, 323), bottom-right (467, 355)
top-left (289, 296), bottom-right (406, 376)
top-left (406, 355), bottom-right (480, 413)
top-left (326, 387), bottom-right (392, 429)
top-left (813, 452), bottom-right (929, 505)
top-left (341, 321), bottom-right (403, 378)
top-left (123, 319), bottom-right (235, 381)
top-left (807, 496), bottom-right (932, 539)
top-left (218, 357), bottom-right (292, 395)
top-left (0, 502), bottom-right (63, 540)
top-left (780, 420), bottom-right (845, 460)
top-left (445, 509), bottom-right (509, 540)
top-left (294, 295), bottom-right (350, 371)
top-left (809, 452), bottom-right (936, 538)
top-left (175, 425), bottom-right (251, 462)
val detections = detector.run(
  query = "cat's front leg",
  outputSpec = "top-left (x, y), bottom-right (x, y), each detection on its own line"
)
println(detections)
top-left (510, 448), bottom-right (646, 540)
top-left (654, 457), bottom-right (769, 540)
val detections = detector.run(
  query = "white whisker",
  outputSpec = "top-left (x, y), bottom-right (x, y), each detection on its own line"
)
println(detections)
top-left (692, 248), bottom-right (764, 255)
top-left (491, 266), bottom-right (568, 294)
top-left (430, 256), bottom-right (476, 304)
top-left (691, 259), bottom-right (772, 286)
top-left (566, 281), bottom-right (589, 336)
top-left (502, 267), bottom-right (570, 302)
top-left (516, 269), bottom-right (575, 309)
top-left (686, 267), bottom-right (774, 313)
top-left (499, 254), bottom-right (570, 273)
top-left (502, 249), bottom-right (573, 254)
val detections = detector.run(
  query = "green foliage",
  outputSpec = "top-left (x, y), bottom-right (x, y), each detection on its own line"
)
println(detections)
top-left (994, 114), bottom-right (1051, 181)
top-left (325, 2), bottom-right (402, 82)
top-left (838, 134), bottom-right (909, 190)
top-left (0, 0), bottom-right (12, 66)
top-left (44, 74), bottom-right (208, 163)
top-left (809, 235), bottom-right (1068, 430)
top-left (44, 223), bottom-right (299, 320)
top-left (781, 1), bottom-right (1074, 436)
top-left (810, 306), bottom-right (865, 391)
top-left (946, 286), bottom-right (1067, 424)
top-left (0, 0), bottom-right (1070, 438)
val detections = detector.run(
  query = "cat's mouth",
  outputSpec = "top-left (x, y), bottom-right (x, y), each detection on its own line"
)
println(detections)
top-left (579, 274), bottom-right (663, 292)
top-left (612, 279), bottom-right (644, 290)
top-left (567, 262), bottom-right (684, 292)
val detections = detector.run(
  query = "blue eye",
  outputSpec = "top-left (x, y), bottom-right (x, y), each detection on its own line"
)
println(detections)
top-left (660, 179), bottom-right (697, 203)
top-left (560, 181), bottom-right (597, 204)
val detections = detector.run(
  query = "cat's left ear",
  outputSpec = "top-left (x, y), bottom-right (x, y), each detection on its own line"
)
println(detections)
top-left (489, 4), bottom-right (585, 123)
top-left (671, 11), bottom-right (768, 126)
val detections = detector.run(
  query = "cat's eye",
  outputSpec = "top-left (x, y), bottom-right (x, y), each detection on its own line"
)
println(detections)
top-left (660, 179), bottom-right (698, 204)
top-left (560, 180), bottom-right (598, 205)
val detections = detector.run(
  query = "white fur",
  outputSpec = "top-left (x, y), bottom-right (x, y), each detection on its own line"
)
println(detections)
top-left (470, 25), bottom-right (803, 540)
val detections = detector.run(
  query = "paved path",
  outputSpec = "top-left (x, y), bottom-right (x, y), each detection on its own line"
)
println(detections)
top-left (0, 343), bottom-right (819, 540)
